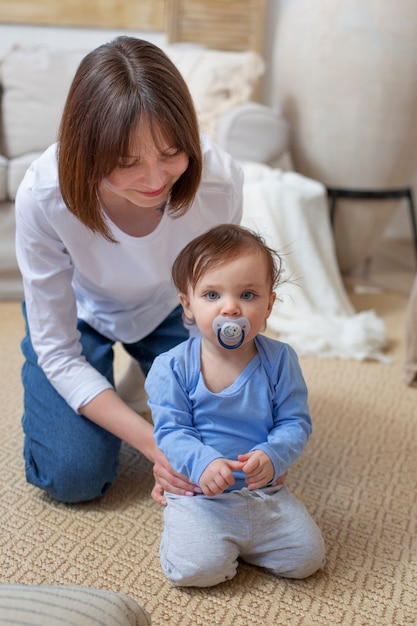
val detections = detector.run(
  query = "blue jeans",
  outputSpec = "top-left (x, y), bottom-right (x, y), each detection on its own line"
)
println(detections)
top-left (20, 303), bottom-right (188, 503)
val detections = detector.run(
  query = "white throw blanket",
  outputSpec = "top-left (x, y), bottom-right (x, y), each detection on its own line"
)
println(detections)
top-left (241, 162), bottom-right (388, 361)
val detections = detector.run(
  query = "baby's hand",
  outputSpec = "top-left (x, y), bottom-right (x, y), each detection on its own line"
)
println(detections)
top-left (199, 458), bottom-right (244, 496)
top-left (238, 450), bottom-right (274, 490)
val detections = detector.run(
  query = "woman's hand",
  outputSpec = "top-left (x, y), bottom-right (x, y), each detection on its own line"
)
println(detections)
top-left (271, 471), bottom-right (288, 486)
top-left (152, 448), bottom-right (201, 506)
top-left (80, 390), bottom-right (200, 505)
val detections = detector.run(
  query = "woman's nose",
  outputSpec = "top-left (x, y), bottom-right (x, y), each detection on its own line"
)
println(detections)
top-left (138, 160), bottom-right (165, 189)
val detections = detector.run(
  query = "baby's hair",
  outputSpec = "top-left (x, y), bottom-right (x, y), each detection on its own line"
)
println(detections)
top-left (172, 223), bottom-right (282, 294)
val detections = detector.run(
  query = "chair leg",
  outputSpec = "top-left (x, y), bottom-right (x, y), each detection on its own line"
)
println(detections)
top-left (328, 191), bottom-right (337, 226)
top-left (406, 188), bottom-right (417, 265)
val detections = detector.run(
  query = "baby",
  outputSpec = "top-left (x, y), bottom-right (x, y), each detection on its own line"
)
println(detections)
top-left (145, 224), bottom-right (325, 587)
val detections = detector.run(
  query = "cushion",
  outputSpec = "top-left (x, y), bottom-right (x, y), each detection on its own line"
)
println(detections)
top-left (0, 584), bottom-right (151, 625)
top-left (215, 102), bottom-right (290, 164)
top-left (163, 44), bottom-right (264, 138)
top-left (1, 46), bottom-right (87, 159)
top-left (7, 152), bottom-right (43, 200)
top-left (1, 43), bottom-right (264, 160)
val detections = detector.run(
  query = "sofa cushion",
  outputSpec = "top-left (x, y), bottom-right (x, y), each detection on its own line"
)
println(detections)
top-left (164, 45), bottom-right (264, 138)
top-left (0, 584), bottom-right (151, 625)
top-left (1, 43), bottom-right (264, 161)
top-left (7, 152), bottom-right (43, 199)
top-left (1, 46), bottom-right (87, 159)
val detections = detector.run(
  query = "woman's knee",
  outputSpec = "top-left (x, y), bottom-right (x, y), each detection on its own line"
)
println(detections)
top-left (23, 433), bottom-right (120, 503)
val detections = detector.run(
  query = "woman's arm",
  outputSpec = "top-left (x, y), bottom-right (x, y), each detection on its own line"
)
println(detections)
top-left (80, 388), bottom-right (200, 505)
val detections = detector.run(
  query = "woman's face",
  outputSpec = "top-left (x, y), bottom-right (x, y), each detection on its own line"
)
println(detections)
top-left (103, 120), bottom-right (189, 211)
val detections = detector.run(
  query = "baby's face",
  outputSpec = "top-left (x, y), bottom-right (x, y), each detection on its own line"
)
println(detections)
top-left (179, 250), bottom-right (276, 351)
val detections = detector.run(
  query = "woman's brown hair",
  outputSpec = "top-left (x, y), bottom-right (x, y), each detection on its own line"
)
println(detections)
top-left (172, 224), bottom-right (282, 294)
top-left (58, 36), bottom-right (202, 241)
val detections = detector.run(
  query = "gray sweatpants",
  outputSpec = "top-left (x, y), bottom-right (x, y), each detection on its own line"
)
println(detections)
top-left (160, 485), bottom-right (325, 587)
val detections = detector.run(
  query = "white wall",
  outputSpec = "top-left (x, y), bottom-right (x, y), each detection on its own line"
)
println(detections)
top-left (262, 0), bottom-right (415, 240)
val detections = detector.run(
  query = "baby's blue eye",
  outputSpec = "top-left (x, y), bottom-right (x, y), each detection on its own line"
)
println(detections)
top-left (205, 291), bottom-right (219, 300)
top-left (241, 291), bottom-right (254, 300)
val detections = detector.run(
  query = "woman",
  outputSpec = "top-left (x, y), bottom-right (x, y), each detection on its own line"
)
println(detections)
top-left (15, 36), bottom-right (243, 505)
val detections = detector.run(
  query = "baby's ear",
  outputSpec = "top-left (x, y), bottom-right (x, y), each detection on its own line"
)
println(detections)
top-left (178, 292), bottom-right (192, 318)
top-left (266, 291), bottom-right (277, 317)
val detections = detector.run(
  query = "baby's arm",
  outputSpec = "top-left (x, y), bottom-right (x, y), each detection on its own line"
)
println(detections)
top-left (199, 458), bottom-right (244, 496)
top-left (241, 341), bottom-right (312, 484)
top-left (238, 450), bottom-right (274, 490)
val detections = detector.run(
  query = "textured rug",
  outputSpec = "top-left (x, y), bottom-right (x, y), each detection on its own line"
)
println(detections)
top-left (1, 292), bottom-right (416, 626)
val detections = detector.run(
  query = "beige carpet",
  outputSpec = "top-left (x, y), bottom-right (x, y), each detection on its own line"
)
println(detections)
top-left (1, 293), bottom-right (416, 626)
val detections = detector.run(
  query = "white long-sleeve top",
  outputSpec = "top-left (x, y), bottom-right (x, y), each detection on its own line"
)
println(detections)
top-left (15, 135), bottom-right (243, 413)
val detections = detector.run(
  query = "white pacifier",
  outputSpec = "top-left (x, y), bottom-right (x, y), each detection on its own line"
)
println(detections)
top-left (212, 316), bottom-right (251, 349)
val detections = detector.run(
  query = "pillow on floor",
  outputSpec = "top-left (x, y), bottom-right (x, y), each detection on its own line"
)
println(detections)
top-left (0, 584), bottom-right (151, 625)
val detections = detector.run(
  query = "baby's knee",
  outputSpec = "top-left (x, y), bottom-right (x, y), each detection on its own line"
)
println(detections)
top-left (277, 494), bottom-right (326, 579)
top-left (161, 545), bottom-right (238, 588)
top-left (275, 532), bottom-right (326, 580)
top-left (163, 563), bottom-right (238, 588)
top-left (284, 549), bottom-right (325, 579)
